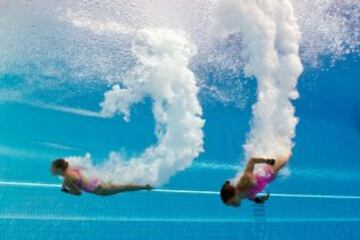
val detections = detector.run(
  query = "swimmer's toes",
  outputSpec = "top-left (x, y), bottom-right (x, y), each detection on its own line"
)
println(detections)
top-left (267, 159), bottom-right (275, 165)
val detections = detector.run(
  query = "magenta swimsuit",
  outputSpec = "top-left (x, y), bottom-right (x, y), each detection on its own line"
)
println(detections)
top-left (247, 164), bottom-right (276, 199)
top-left (71, 167), bottom-right (101, 192)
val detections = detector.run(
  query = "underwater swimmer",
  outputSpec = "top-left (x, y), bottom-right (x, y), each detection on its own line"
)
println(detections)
top-left (220, 155), bottom-right (290, 207)
top-left (51, 158), bottom-right (153, 196)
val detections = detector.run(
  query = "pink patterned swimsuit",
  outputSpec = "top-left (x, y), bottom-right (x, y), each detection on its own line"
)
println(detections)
top-left (71, 167), bottom-right (101, 192)
top-left (247, 164), bottom-right (276, 199)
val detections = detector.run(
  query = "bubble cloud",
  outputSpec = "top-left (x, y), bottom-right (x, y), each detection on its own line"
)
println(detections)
top-left (215, 0), bottom-right (303, 163)
top-left (68, 28), bottom-right (204, 186)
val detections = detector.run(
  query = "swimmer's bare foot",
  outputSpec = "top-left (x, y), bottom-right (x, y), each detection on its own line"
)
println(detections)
top-left (265, 159), bottom-right (275, 165)
top-left (144, 184), bottom-right (153, 190)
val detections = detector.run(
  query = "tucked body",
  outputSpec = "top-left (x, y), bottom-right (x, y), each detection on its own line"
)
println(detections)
top-left (220, 155), bottom-right (290, 206)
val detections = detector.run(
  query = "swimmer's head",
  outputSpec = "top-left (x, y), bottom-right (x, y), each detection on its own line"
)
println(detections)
top-left (51, 158), bottom-right (69, 175)
top-left (220, 181), bottom-right (241, 207)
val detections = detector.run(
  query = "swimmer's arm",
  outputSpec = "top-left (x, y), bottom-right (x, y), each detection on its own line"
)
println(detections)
top-left (63, 177), bottom-right (82, 196)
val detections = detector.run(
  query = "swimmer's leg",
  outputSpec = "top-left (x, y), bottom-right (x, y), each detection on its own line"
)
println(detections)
top-left (93, 183), bottom-right (153, 196)
top-left (273, 155), bottom-right (291, 173)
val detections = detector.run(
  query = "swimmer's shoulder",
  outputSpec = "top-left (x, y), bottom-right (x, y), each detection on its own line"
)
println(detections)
top-left (64, 169), bottom-right (80, 183)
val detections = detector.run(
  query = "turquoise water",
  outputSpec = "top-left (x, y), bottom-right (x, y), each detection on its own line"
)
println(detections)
top-left (1, 1), bottom-right (360, 239)
top-left (1, 55), bottom-right (359, 239)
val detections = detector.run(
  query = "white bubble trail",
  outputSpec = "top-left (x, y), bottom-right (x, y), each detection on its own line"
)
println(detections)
top-left (68, 28), bottom-right (204, 186)
top-left (215, 0), bottom-right (303, 169)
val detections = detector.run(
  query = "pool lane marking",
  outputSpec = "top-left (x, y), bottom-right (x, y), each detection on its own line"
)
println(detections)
top-left (0, 181), bottom-right (59, 188)
top-left (1, 214), bottom-right (360, 223)
top-left (1, 181), bottom-right (360, 199)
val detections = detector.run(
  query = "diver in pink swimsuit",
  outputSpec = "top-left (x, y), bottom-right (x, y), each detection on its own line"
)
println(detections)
top-left (220, 155), bottom-right (290, 207)
top-left (70, 167), bottom-right (101, 193)
top-left (51, 159), bottom-right (152, 196)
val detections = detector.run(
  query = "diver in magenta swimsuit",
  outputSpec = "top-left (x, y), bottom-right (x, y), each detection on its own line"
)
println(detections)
top-left (220, 155), bottom-right (290, 206)
top-left (51, 159), bottom-right (152, 196)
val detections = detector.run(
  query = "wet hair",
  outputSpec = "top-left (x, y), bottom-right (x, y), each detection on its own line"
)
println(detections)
top-left (52, 158), bottom-right (69, 171)
top-left (220, 181), bottom-right (236, 204)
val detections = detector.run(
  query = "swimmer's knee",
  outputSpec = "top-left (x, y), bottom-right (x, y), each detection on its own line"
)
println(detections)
top-left (273, 158), bottom-right (288, 172)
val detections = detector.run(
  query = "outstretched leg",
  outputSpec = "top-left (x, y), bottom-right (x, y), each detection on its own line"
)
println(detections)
top-left (94, 183), bottom-right (152, 196)
top-left (244, 158), bottom-right (275, 174)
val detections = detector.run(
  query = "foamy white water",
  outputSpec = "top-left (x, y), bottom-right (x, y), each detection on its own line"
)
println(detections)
top-left (215, 0), bottom-right (303, 162)
top-left (67, 28), bottom-right (204, 186)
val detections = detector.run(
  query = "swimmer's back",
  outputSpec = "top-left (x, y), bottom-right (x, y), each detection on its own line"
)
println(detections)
top-left (67, 167), bottom-right (101, 192)
top-left (247, 164), bottom-right (275, 199)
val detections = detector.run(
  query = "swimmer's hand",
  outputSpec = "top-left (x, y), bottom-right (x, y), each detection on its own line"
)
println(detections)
top-left (254, 193), bottom-right (270, 204)
top-left (265, 159), bottom-right (275, 166)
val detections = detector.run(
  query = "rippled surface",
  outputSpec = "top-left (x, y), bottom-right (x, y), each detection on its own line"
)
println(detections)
top-left (0, 0), bottom-right (360, 239)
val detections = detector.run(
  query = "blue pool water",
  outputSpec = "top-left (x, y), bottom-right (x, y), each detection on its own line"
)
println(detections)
top-left (0, 54), bottom-right (359, 239)
top-left (1, 1), bottom-right (360, 239)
